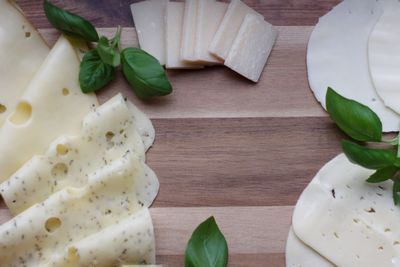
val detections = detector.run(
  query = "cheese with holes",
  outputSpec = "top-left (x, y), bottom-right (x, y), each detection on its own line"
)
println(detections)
top-left (292, 154), bottom-right (400, 267)
top-left (165, 1), bottom-right (202, 69)
top-left (368, 2), bottom-right (400, 114)
top-left (195, 0), bottom-right (227, 64)
top-left (181, 0), bottom-right (198, 61)
top-left (285, 227), bottom-right (334, 267)
top-left (225, 13), bottom-right (277, 82)
top-left (0, 0), bottom-right (49, 126)
top-left (209, 0), bottom-right (263, 60)
top-left (307, 0), bottom-right (400, 132)
top-left (0, 36), bottom-right (98, 182)
top-left (131, 0), bottom-right (167, 65)
top-left (0, 156), bottom-right (156, 266)
top-left (0, 94), bottom-right (158, 215)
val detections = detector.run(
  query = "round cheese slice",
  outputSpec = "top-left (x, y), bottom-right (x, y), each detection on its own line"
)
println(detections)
top-left (307, 0), bottom-right (400, 132)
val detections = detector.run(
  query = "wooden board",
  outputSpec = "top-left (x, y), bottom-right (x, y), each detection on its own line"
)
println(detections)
top-left (0, 1), bottom-right (344, 266)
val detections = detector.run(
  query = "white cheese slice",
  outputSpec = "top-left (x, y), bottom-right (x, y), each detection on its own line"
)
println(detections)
top-left (292, 154), bottom-right (400, 267)
top-left (181, 0), bottom-right (199, 62)
top-left (368, 2), bottom-right (400, 114)
top-left (0, 36), bottom-right (98, 182)
top-left (0, 156), bottom-right (155, 266)
top-left (166, 1), bottom-right (202, 69)
top-left (131, 0), bottom-right (167, 65)
top-left (194, 0), bottom-right (227, 64)
top-left (0, 94), bottom-right (159, 215)
top-left (225, 13), bottom-right (277, 82)
top-left (209, 0), bottom-right (263, 60)
top-left (285, 227), bottom-right (334, 267)
top-left (0, 0), bottom-right (49, 126)
top-left (307, 0), bottom-right (400, 132)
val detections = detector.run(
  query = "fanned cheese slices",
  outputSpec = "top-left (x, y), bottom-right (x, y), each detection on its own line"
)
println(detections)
top-left (0, 0), bottom-right (49, 126)
top-left (292, 154), bottom-right (400, 267)
top-left (0, 155), bottom-right (156, 266)
top-left (0, 94), bottom-right (158, 215)
top-left (307, 0), bottom-right (400, 132)
top-left (0, 36), bottom-right (98, 182)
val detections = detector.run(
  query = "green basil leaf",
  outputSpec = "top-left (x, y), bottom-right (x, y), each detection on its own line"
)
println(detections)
top-left (97, 37), bottom-right (121, 67)
top-left (326, 88), bottom-right (382, 142)
top-left (185, 216), bottom-right (228, 267)
top-left (79, 49), bottom-right (115, 93)
top-left (121, 48), bottom-right (172, 99)
top-left (393, 178), bottom-right (400, 205)
top-left (367, 166), bottom-right (398, 183)
top-left (44, 0), bottom-right (99, 42)
top-left (342, 140), bottom-right (396, 170)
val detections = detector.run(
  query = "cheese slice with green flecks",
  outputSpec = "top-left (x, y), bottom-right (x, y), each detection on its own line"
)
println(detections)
top-left (0, 35), bottom-right (98, 183)
top-left (0, 94), bottom-right (157, 215)
top-left (0, 155), bottom-right (156, 266)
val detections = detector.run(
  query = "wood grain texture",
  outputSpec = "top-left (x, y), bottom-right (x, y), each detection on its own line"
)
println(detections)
top-left (0, 1), bottom-right (344, 266)
top-left (17, 0), bottom-right (340, 27)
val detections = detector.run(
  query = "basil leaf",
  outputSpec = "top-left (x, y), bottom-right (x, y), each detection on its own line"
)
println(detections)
top-left (121, 48), bottom-right (172, 99)
top-left (79, 49), bottom-right (115, 93)
top-left (44, 0), bottom-right (99, 42)
top-left (393, 178), bottom-right (400, 205)
top-left (97, 37), bottom-right (121, 67)
top-left (367, 166), bottom-right (398, 183)
top-left (326, 88), bottom-right (382, 142)
top-left (342, 140), bottom-right (396, 170)
top-left (185, 216), bottom-right (228, 267)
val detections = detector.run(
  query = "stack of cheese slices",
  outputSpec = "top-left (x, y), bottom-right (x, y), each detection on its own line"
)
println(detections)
top-left (131, 0), bottom-right (278, 82)
top-left (0, 1), bottom-right (159, 266)
top-left (288, 0), bottom-right (400, 266)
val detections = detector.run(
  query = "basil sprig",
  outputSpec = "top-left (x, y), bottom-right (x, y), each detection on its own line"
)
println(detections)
top-left (44, 1), bottom-right (172, 99)
top-left (185, 216), bottom-right (228, 267)
top-left (326, 88), bottom-right (400, 205)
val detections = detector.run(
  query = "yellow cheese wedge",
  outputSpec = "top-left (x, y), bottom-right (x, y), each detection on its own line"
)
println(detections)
top-left (0, 94), bottom-right (158, 215)
top-left (0, 35), bottom-right (98, 182)
top-left (0, 0), bottom-right (49, 126)
top-left (0, 156), bottom-right (155, 266)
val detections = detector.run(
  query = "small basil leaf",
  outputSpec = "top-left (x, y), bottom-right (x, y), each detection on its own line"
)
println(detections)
top-left (97, 36), bottom-right (121, 67)
top-left (367, 166), bottom-right (398, 183)
top-left (121, 48), bottom-right (172, 99)
top-left (44, 0), bottom-right (99, 42)
top-left (326, 88), bottom-right (382, 142)
top-left (393, 178), bottom-right (400, 205)
top-left (185, 216), bottom-right (228, 267)
top-left (342, 140), bottom-right (396, 170)
top-left (79, 49), bottom-right (115, 93)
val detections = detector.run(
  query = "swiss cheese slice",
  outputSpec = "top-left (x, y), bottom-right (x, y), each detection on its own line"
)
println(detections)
top-left (0, 36), bottom-right (98, 182)
top-left (181, 0), bottom-right (199, 62)
top-left (209, 0), bottom-right (263, 60)
top-left (285, 227), bottom-right (334, 267)
top-left (307, 0), bottom-right (400, 132)
top-left (225, 13), bottom-right (277, 82)
top-left (0, 0), bottom-right (49, 126)
top-left (131, 0), bottom-right (167, 65)
top-left (0, 94), bottom-right (158, 215)
top-left (0, 156), bottom-right (155, 266)
top-left (292, 154), bottom-right (400, 267)
top-left (368, 2), bottom-right (400, 114)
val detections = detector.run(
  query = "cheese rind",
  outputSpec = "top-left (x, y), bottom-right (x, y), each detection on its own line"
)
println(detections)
top-left (131, 0), bottom-right (167, 65)
top-left (225, 13), bottom-right (277, 82)
top-left (0, 94), bottom-right (159, 214)
top-left (209, 0), bottom-right (263, 60)
top-left (181, 0), bottom-right (199, 61)
top-left (0, 0), bottom-right (49, 126)
top-left (0, 36), bottom-right (98, 182)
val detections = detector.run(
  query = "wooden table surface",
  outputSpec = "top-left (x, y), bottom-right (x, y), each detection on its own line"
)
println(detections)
top-left (0, 1), bottom-right (344, 266)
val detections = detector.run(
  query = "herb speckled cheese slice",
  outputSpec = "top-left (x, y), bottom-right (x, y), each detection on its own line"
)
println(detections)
top-left (0, 0), bottom-right (49, 126)
top-left (0, 35), bottom-right (98, 182)
top-left (292, 154), bottom-right (400, 267)
top-left (0, 94), bottom-right (158, 215)
top-left (0, 156), bottom-right (156, 266)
